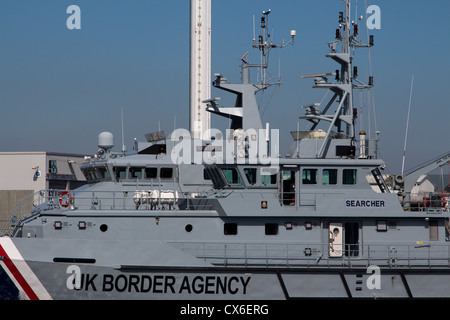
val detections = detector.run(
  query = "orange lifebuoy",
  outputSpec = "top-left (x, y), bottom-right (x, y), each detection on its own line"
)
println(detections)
top-left (59, 191), bottom-right (72, 207)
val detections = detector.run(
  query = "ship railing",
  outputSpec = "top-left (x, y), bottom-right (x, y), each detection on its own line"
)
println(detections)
top-left (0, 188), bottom-right (216, 236)
top-left (169, 242), bottom-right (450, 269)
top-left (0, 190), bottom-right (54, 236)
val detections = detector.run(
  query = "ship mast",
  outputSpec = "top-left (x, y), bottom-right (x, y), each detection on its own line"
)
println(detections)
top-left (300, 0), bottom-right (374, 159)
top-left (206, 9), bottom-right (295, 132)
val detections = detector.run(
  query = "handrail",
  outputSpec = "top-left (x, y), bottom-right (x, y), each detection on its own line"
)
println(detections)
top-left (169, 241), bottom-right (450, 269)
top-left (0, 188), bottom-right (217, 236)
top-left (0, 190), bottom-right (50, 236)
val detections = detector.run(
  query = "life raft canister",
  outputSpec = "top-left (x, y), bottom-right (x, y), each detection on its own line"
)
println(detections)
top-left (59, 191), bottom-right (72, 207)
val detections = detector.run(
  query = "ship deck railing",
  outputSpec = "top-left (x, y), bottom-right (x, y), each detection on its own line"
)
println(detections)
top-left (169, 241), bottom-right (450, 269)
top-left (0, 189), bottom-right (216, 236)
top-left (2, 189), bottom-right (449, 236)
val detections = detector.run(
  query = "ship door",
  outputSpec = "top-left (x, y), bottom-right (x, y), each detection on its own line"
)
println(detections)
top-left (344, 222), bottom-right (359, 257)
top-left (329, 222), bottom-right (343, 257)
top-left (280, 167), bottom-right (297, 206)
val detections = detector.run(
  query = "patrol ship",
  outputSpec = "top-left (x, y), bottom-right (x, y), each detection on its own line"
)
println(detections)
top-left (1, 0), bottom-right (450, 300)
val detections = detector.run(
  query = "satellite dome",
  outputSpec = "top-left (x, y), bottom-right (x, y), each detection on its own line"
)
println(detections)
top-left (98, 132), bottom-right (114, 150)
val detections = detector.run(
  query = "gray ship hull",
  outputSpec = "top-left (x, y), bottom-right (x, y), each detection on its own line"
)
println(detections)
top-left (3, 236), bottom-right (450, 300)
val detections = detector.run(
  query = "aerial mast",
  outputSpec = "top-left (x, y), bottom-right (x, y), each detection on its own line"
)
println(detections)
top-left (299, 0), bottom-right (374, 159)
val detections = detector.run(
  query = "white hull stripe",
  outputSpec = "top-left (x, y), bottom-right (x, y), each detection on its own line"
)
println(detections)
top-left (0, 237), bottom-right (52, 300)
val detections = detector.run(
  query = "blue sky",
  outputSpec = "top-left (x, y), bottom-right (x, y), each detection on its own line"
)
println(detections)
top-left (0, 0), bottom-right (449, 175)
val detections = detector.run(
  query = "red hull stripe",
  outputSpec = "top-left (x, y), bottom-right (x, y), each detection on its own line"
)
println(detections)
top-left (0, 237), bottom-right (51, 300)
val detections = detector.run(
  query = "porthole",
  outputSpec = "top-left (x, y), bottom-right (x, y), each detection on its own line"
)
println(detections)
top-left (100, 224), bottom-right (108, 232)
top-left (185, 224), bottom-right (193, 232)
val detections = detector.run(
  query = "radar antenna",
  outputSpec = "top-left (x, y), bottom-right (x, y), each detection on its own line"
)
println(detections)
top-left (251, 9), bottom-right (296, 86)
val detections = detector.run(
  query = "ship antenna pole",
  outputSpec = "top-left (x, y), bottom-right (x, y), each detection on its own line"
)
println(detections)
top-left (253, 9), bottom-right (295, 87)
top-left (121, 107), bottom-right (126, 155)
top-left (401, 75), bottom-right (414, 176)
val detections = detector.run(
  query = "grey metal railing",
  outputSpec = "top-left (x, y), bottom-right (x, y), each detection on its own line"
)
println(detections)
top-left (0, 189), bottom-right (215, 236)
top-left (169, 241), bottom-right (450, 269)
top-left (0, 190), bottom-right (52, 236)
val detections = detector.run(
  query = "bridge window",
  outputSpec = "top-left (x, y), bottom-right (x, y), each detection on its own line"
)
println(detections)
top-left (129, 167), bottom-right (143, 179)
top-left (113, 167), bottom-right (127, 180)
top-left (244, 168), bottom-right (257, 185)
top-left (261, 167), bottom-right (277, 185)
top-left (82, 168), bottom-right (96, 182)
top-left (261, 173), bottom-right (276, 185)
top-left (160, 167), bottom-right (173, 179)
top-left (302, 169), bottom-right (317, 184)
top-left (221, 168), bottom-right (242, 185)
top-left (145, 167), bottom-right (157, 179)
top-left (97, 167), bottom-right (110, 180)
top-left (323, 169), bottom-right (338, 185)
top-left (343, 169), bottom-right (357, 185)
top-left (82, 166), bottom-right (112, 183)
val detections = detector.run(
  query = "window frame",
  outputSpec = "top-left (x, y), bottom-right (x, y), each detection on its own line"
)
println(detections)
top-left (220, 167), bottom-right (242, 185)
top-left (322, 168), bottom-right (338, 185)
top-left (342, 169), bottom-right (357, 185)
top-left (302, 168), bottom-right (318, 185)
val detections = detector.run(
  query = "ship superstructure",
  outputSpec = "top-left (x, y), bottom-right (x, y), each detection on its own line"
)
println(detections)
top-left (1, 1), bottom-right (450, 300)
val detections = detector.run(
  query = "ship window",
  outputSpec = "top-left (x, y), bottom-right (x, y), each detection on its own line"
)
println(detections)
top-left (265, 223), bottom-right (278, 235)
top-left (261, 167), bottom-right (277, 185)
top-left (302, 169), bottom-right (317, 184)
top-left (221, 168), bottom-right (242, 185)
top-left (114, 167), bottom-right (127, 180)
top-left (343, 169), bottom-right (357, 185)
top-left (160, 167), bottom-right (173, 179)
top-left (203, 169), bottom-right (211, 180)
top-left (82, 168), bottom-right (95, 181)
top-left (97, 167), bottom-right (110, 180)
top-left (224, 223), bottom-right (238, 235)
top-left (129, 167), bottom-right (143, 179)
top-left (323, 169), bottom-right (338, 185)
top-left (244, 168), bottom-right (257, 185)
top-left (145, 167), bottom-right (157, 179)
top-left (82, 167), bottom-right (112, 182)
top-left (261, 173), bottom-right (276, 185)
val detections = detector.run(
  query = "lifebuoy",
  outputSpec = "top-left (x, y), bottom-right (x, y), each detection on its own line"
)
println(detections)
top-left (59, 191), bottom-right (72, 207)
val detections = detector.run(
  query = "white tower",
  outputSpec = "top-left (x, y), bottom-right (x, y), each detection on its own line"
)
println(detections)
top-left (190, 0), bottom-right (211, 140)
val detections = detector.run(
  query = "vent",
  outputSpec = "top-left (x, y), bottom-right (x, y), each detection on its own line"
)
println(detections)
top-left (53, 257), bottom-right (96, 264)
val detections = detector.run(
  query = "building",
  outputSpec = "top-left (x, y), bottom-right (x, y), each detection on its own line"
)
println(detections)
top-left (0, 152), bottom-right (87, 225)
